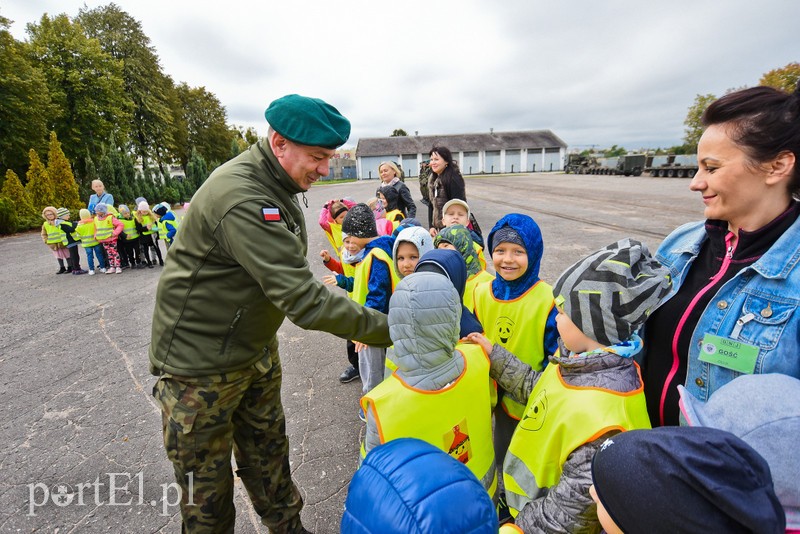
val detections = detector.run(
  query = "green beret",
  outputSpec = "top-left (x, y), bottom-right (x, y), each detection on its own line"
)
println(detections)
top-left (264, 94), bottom-right (351, 149)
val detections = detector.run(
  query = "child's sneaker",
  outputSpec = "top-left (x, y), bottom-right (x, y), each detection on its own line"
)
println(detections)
top-left (115, 267), bottom-right (122, 274)
top-left (72, 269), bottom-right (88, 275)
top-left (99, 268), bottom-right (106, 273)
top-left (358, 408), bottom-right (366, 423)
top-left (88, 270), bottom-right (95, 275)
top-left (105, 268), bottom-right (114, 274)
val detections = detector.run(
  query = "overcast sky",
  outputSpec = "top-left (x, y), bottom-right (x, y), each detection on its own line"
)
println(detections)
top-left (4, 0), bottom-right (799, 151)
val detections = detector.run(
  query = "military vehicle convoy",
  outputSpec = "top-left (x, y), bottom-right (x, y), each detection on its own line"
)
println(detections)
top-left (565, 153), bottom-right (698, 177)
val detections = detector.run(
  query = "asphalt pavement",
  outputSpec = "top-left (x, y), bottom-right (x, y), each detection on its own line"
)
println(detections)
top-left (0, 172), bottom-right (702, 533)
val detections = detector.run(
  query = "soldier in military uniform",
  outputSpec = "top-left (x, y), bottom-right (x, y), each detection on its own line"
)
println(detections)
top-left (418, 159), bottom-right (433, 228)
top-left (150, 94), bottom-right (391, 534)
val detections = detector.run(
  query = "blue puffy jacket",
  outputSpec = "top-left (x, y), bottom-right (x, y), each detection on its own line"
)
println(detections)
top-left (341, 438), bottom-right (498, 534)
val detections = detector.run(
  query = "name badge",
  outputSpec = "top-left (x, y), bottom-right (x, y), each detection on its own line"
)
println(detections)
top-left (698, 334), bottom-right (759, 374)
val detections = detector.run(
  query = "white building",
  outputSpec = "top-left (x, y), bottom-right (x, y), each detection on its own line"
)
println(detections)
top-left (355, 130), bottom-right (567, 179)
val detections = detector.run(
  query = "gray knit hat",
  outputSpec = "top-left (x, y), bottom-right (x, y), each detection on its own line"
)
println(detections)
top-left (553, 238), bottom-right (672, 346)
top-left (491, 226), bottom-right (524, 251)
top-left (342, 203), bottom-right (378, 238)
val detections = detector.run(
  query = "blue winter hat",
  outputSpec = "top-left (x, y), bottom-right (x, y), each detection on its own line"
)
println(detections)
top-left (95, 203), bottom-right (108, 214)
top-left (341, 438), bottom-right (497, 534)
top-left (591, 426), bottom-right (786, 534)
top-left (265, 94), bottom-right (350, 149)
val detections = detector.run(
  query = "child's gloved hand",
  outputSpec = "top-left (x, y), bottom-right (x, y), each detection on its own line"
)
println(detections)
top-left (319, 250), bottom-right (331, 263)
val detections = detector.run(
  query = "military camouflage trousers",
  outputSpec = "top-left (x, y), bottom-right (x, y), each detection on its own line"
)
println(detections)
top-left (153, 349), bottom-right (303, 533)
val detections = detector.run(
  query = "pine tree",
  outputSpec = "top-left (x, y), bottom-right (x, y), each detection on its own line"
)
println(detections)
top-left (47, 131), bottom-right (82, 211)
top-left (25, 149), bottom-right (55, 210)
top-left (1, 169), bottom-right (37, 218)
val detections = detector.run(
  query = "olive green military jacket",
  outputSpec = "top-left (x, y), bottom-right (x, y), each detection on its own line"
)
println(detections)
top-left (149, 141), bottom-right (391, 377)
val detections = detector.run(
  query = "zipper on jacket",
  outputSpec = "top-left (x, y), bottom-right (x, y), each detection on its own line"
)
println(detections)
top-left (659, 232), bottom-right (737, 426)
top-left (220, 308), bottom-right (243, 356)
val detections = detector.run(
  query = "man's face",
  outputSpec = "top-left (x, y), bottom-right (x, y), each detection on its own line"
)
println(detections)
top-left (273, 134), bottom-right (334, 191)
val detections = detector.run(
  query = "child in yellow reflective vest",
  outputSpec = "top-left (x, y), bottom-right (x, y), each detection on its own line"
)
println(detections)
top-left (434, 224), bottom-right (493, 313)
top-left (93, 203), bottom-right (124, 274)
top-left (439, 199), bottom-right (487, 270)
top-left (117, 204), bottom-right (143, 269)
top-left (134, 201), bottom-right (162, 267)
top-left (361, 272), bottom-right (497, 498)
top-left (319, 199), bottom-right (360, 384)
top-left (75, 208), bottom-right (106, 274)
top-left (56, 207), bottom-right (87, 274)
top-left (468, 238), bottom-right (672, 532)
top-left (471, 213), bottom-right (559, 488)
top-left (41, 206), bottom-right (70, 274)
top-left (331, 204), bottom-right (398, 418)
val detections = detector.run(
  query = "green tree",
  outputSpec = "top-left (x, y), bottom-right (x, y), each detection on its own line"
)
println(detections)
top-left (25, 13), bottom-right (132, 185)
top-left (604, 145), bottom-right (626, 157)
top-left (25, 149), bottom-right (55, 210)
top-left (0, 16), bottom-right (52, 178)
top-left (683, 93), bottom-right (717, 151)
top-left (186, 148), bottom-right (209, 192)
top-left (46, 131), bottom-right (82, 211)
top-left (390, 128), bottom-right (408, 137)
top-left (174, 83), bottom-right (230, 168)
top-left (1, 169), bottom-right (37, 220)
top-left (77, 5), bottom-right (175, 175)
top-left (759, 62), bottom-right (800, 94)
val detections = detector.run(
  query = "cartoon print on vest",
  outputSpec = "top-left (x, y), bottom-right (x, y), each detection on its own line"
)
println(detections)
top-left (496, 316), bottom-right (515, 344)
top-left (518, 389), bottom-right (547, 432)
top-left (445, 420), bottom-right (472, 464)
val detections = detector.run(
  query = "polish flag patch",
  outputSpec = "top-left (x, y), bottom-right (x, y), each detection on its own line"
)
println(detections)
top-left (262, 207), bottom-right (280, 222)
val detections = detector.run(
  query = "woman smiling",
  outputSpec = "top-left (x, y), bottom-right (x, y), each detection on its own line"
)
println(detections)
top-left (641, 82), bottom-right (800, 426)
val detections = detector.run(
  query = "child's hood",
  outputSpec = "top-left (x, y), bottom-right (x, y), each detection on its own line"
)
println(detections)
top-left (378, 185), bottom-right (400, 211)
top-left (487, 213), bottom-right (544, 299)
top-left (415, 249), bottom-right (466, 299)
top-left (392, 226), bottom-right (434, 277)
top-left (388, 272), bottom-right (464, 390)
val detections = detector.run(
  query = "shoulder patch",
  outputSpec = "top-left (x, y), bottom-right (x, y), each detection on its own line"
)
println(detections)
top-left (262, 207), bottom-right (280, 222)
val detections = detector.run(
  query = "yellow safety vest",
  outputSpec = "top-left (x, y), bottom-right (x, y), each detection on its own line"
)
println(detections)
top-left (474, 242), bottom-right (487, 271)
top-left (473, 280), bottom-right (555, 419)
top-left (156, 216), bottom-right (179, 242)
top-left (43, 222), bottom-right (67, 245)
top-left (120, 217), bottom-right (140, 240)
top-left (325, 222), bottom-right (344, 256)
top-left (385, 209), bottom-right (404, 230)
top-left (138, 214), bottom-right (155, 235)
top-left (464, 270), bottom-right (494, 313)
top-left (94, 215), bottom-right (115, 241)
top-left (361, 342), bottom-right (497, 497)
top-left (504, 361), bottom-right (651, 516)
top-left (75, 220), bottom-right (99, 248)
top-left (351, 247), bottom-right (399, 306)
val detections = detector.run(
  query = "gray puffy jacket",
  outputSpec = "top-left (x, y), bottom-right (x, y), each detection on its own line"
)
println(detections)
top-left (363, 272), bottom-right (464, 454)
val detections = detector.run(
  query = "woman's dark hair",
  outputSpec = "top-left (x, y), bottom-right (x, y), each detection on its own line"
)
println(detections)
top-left (702, 80), bottom-right (800, 195)
top-left (429, 146), bottom-right (460, 173)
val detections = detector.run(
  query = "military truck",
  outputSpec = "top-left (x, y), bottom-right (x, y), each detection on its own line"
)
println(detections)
top-left (644, 154), bottom-right (698, 178)
top-left (564, 154), bottom-right (596, 174)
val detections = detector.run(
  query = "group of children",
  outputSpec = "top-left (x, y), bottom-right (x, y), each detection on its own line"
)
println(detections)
top-left (40, 198), bottom-right (180, 275)
top-left (316, 195), bottom-right (796, 533)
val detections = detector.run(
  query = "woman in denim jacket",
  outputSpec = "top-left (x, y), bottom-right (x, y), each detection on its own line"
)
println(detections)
top-left (641, 82), bottom-right (800, 427)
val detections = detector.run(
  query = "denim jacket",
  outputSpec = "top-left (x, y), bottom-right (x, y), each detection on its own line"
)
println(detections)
top-left (651, 219), bottom-right (800, 402)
